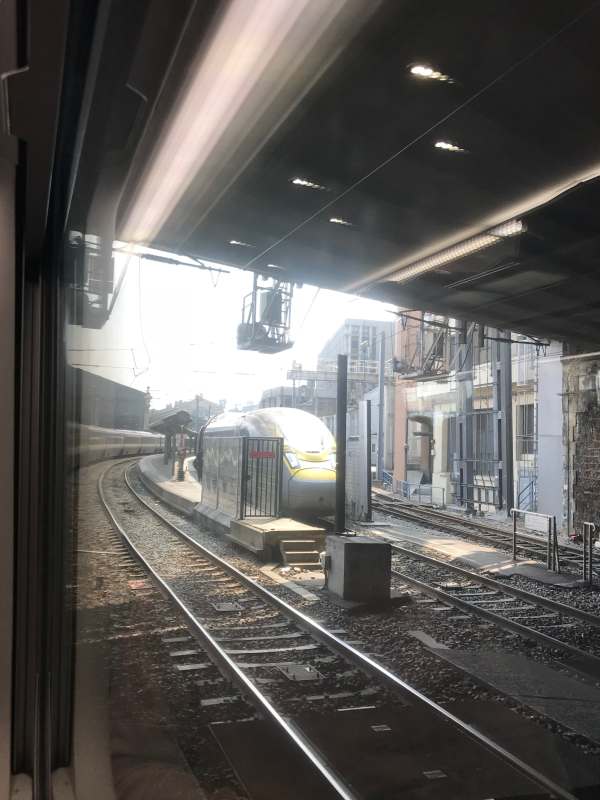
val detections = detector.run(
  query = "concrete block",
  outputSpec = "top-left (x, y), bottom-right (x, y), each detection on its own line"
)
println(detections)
top-left (229, 518), bottom-right (325, 561)
top-left (326, 535), bottom-right (390, 603)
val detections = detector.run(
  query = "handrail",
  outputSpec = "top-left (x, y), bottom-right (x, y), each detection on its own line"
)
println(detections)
top-left (582, 522), bottom-right (596, 585)
top-left (517, 479), bottom-right (534, 510)
top-left (510, 507), bottom-right (558, 571)
top-left (395, 481), bottom-right (446, 507)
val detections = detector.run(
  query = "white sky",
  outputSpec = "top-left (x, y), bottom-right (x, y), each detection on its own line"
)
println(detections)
top-left (67, 251), bottom-right (397, 409)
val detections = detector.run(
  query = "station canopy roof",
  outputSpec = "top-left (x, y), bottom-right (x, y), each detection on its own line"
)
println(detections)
top-left (149, 410), bottom-right (193, 436)
top-left (75, 0), bottom-right (600, 346)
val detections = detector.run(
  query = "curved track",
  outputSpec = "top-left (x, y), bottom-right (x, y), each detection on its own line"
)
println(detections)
top-left (97, 458), bottom-right (583, 800)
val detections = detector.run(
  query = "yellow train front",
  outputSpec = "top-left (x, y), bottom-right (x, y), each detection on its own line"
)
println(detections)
top-left (198, 407), bottom-right (336, 519)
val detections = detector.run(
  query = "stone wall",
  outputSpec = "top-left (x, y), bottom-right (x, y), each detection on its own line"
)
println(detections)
top-left (563, 350), bottom-right (600, 532)
top-left (574, 403), bottom-right (600, 528)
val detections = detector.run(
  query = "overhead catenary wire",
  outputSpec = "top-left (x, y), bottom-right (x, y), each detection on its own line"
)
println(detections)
top-left (297, 286), bottom-right (321, 332)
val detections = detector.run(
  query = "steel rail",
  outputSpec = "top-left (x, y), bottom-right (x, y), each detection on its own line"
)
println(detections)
top-left (391, 567), bottom-right (600, 674)
top-left (377, 495), bottom-right (587, 557)
top-left (389, 542), bottom-right (600, 629)
top-left (99, 463), bottom-right (358, 800)
top-left (373, 497), bottom-right (552, 549)
top-left (372, 495), bottom-right (584, 557)
top-left (121, 462), bottom-right (579, 800)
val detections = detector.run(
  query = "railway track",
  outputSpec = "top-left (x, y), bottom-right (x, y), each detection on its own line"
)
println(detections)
top-left (99, 459), bottom-right (580, 800)
top-left (389, 543), bottom-right (600, 678)
top-left (372, 491), bottom-right (594, 578)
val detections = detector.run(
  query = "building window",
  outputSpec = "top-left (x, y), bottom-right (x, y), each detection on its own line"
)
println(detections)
top-left (516, 403), bottom-right (535, 458)
top-left (475, 410), bottom-right (494, 465)
top-left (446, 416), bottom-right (457, 472)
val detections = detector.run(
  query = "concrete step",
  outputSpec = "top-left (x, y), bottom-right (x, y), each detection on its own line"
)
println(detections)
top-left (279, 539), bottom-right (322, 569)
top-left (280, 539), bottom-right (319, 552)
top-left (284, 552), bottom-right (320, 565)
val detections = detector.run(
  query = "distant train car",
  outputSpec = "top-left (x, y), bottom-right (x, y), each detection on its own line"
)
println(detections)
top-left (68, 423), bottom-right (164, 466)
top-left (196, 407), bottom-right (335, 517)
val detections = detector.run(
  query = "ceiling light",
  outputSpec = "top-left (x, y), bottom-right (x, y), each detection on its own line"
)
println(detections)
top-left (410, 64), bottom-right (451, 82)
top-left (292, 177), bottom-right (326, 190)
top-left (119, 0), bottom-right (374, 245)
top-left (229, 239), bottom-right (254, 247)
top-left (267, 263), bottom-right (285, 270)
top-left (435, 141), bottom-right (465, 153)
top-left (329, 217), bottom-right (353, 226)
top-left (389, 220), bottom-right (525, 284)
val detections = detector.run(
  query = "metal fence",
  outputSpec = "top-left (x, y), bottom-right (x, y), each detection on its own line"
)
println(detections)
top-left (240, 436), bottom-right (282, 519)
top-left (396, 480), bottom-right (446, 507)
top-left (510, 508), bottom-right (559, 571)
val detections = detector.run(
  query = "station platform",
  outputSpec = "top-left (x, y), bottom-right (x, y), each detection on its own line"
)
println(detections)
top-left (138, 454), bottom-right (202, 516)
top-left (138, 455), bottom-right (326, 562)
top-left (362, 522), bottom-right (582, 587)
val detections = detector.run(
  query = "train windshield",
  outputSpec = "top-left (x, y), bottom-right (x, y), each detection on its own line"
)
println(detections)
top-left (268, 409), bottom-right (335, 453)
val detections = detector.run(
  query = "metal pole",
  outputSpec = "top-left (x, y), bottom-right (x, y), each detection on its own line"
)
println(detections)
top-left (512, 509), bottom-right (517, 561)
top-left (377, 331), bottom-right (385, 482)
top-left (583, 524), bottom-right (588, 584)
top-left (177, 426), bottom-right (185, 481)
top-left (553, 517), bottom-right (560, 573)
top-left (547, 518), bottom-right (552, 571)
top-left (458, 324), bottom-right (474, 513)
top-left (240, 439), bottom-right (247, 520)
top-left (335, 354), bottom-right (347, 533)
top-left (588, 523), bottom-right (595, 585)
top-left (366, 399), bottom-right (372, 522)
top-left (499, 329), bottom-right (514, 513)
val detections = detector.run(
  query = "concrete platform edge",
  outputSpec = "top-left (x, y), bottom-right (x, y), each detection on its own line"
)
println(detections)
top-left (192, 503), bottom-right (232, 537)
top-left (138, 458), bottom-right (196, 517)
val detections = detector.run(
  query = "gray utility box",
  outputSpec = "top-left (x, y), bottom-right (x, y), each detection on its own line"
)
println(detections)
top-left (326, 535), bottom-right (391, 603)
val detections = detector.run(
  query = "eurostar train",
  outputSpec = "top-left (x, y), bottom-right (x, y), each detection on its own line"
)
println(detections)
top-left (196, 407), bottom-right (336, 517)
top-left (66, 423), bottom-right (164, 467)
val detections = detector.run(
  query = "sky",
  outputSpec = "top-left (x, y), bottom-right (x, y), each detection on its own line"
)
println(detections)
top-left (67, 249), bottom-right (397, 410)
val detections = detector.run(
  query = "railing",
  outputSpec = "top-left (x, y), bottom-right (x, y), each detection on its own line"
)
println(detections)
top-left (382, 470), bottom-right (393, 490)
top-left (452, 478), bottom-right (497, 512)
top-left (510, 508), bottom-right (559, 571)
top-left (395, 480), bottom-right (446, 507)
top-left (517, 479), bottom-right (535, 511)
top-left (318, 358), bottom-right (394, 377)
top-left (240, 436), bottom-right (282, 519)
top-left (582, 522), bottom-right (596, 585)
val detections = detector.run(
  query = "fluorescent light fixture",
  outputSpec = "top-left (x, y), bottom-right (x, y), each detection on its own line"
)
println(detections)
top-left (229, 239), bottom-right (254, 247)
top-left (267, 263), bottom-right (285, 270)
top-left (435, 140), bottom-right (465, 153)
top-left (292, 177), bottom-right (327, 190)
top-left (410, 64), bottom-right (451, 82)
top-left (329, 216), bottom-right (353, 226)
top-left (119, 0), bottom-right (373, 245)
top-left (389, 219), bottom-right (525, 284)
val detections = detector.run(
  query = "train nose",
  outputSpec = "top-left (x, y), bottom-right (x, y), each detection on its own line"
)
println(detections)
top-left (288, 469), bottom-right (335, 514)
